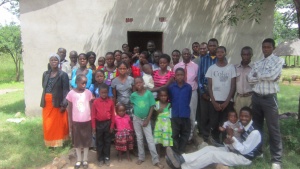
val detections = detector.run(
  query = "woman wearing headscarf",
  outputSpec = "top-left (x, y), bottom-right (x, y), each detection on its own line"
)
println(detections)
top-left (40, 53), bottom-right (70, 147)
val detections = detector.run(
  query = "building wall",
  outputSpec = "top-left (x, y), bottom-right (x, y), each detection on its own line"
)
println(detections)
top-left (20, 0), bottom-right (275, 116)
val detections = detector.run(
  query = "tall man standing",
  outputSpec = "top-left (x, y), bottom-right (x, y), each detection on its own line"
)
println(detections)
top-left (197, 38), bottom-right (218, 142)
top-left (248, 38), bottom-right (283, 169)
top-left (173, 48), bottom-right (199, 142)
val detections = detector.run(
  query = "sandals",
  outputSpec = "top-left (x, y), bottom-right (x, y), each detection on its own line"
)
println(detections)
top-left (82, 161), bottom-right (88, 169)
top-left (74, 161), bottom-right (88, 169)
top-left (74, 161), bottom-right (81, 169)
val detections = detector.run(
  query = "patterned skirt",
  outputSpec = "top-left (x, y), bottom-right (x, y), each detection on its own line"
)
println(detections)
top-left (154, 112), bottom-right (173, 147)
top-left (115, 129), bottom-right (134, 151)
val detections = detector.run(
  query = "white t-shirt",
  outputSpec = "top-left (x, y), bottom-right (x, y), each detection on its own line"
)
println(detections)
top-left (205, 63), bottom-right (237, 101)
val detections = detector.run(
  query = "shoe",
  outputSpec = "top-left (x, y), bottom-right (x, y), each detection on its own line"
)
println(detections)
top-left (98, 160), bottom-right (104, 167)
top-left (82, 161), bottom-right (88, 169)
top-left (105, 158), bottom-right (110, 166)
top-left (272, 163), bottom-right (281, 169)
top-left (166, 156), bottom-right (178, 169)
top-left (166, 147), bottom-right (182, 169)
top-left (74, 161), bottom-right (81, 169)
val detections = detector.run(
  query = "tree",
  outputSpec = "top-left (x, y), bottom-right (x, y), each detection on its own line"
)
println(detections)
top-left (274, 0), bottom-right (298, 43)
top-left (0, 0), bottom-right (19, 17)
top-left (0, 23), bottom-right (22, 81)
top-left (221, 0), bottom-right (300, 39)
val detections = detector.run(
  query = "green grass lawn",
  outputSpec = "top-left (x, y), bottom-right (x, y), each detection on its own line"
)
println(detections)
top-left (0, 54), bottom-right (23, 83)
top-left (0, 89), bottom-right (70, 168)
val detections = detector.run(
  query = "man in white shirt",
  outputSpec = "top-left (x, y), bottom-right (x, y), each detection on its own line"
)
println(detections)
top-left (247, 38), bottom-right (283, 169)
top-left (165, 106), bottom-right (261, 169)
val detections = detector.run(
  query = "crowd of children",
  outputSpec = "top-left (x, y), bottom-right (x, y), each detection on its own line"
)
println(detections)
top-left (46, 38), bottom-right (282, 169)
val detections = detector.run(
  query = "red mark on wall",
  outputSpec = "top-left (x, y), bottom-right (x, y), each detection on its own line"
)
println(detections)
top-left (126, 18), bottom-right (133, 23)
top-left (159, 17), bottom-right (166, 22)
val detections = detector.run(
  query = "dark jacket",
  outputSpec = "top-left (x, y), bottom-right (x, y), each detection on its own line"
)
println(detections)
top-left (40, 69), bottom-right (69, 108)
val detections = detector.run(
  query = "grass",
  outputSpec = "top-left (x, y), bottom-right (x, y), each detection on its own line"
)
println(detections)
top-left (0, 54), bottom-right (23, 83)
top-left (0, 87), bottom-right (70, 168)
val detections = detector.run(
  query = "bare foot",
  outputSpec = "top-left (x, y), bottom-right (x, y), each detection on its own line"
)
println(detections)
top-left (136, 160), bottom-right (144, 165)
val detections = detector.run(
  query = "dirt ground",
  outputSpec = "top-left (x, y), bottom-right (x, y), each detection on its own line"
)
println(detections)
top-left (41, 135), bottom-right (228, 169)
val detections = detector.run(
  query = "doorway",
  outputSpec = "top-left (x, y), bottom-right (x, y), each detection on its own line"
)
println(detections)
top-left (127, 31), bottom-right (163, 52)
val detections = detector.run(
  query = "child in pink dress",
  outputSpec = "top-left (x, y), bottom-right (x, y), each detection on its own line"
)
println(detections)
top-left (66, 74), bottom-right (93, 169)
top-left (114, 103), bottom-right (134, 161)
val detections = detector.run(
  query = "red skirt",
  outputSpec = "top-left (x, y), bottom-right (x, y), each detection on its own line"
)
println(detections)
top-left (42, 93), bottom-right (69, 147)
top-left (115, 129), bottom-right (134, 151)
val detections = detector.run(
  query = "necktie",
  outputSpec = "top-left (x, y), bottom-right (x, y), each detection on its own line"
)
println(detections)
top-left (184, 64), bottom-right (187, 82)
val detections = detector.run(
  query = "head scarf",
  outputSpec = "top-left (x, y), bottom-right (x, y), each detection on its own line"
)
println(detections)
top-left (49, 53), bottom-right (60, 62)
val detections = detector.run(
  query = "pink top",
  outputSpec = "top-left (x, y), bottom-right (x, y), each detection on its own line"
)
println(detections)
top-left (153, 70), bottom-right (174, 88)
top-left (173, 61), bottom-right (199, 90)
top-left (115, 114), bottom-right (133, 134)
top-left (66, 89), bottom-right (93, 122)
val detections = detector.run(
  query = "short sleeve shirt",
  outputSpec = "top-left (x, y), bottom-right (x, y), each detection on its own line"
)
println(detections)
top-left (153, 70), bottom-right (174, 88)
top-left (130, 90), bottom-right (156, 119)
top-left (205, 64), bottom-right (237, 101)
top-left (111, 76), bottom-right (134, 106)
top-left (66, 89), bottom-right (93, 122)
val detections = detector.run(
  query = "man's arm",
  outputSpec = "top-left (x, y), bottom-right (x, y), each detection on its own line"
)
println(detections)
top-left (232, 130), bottom-right (261, 155)
top-left (257, 58), bottom-right (284, 81)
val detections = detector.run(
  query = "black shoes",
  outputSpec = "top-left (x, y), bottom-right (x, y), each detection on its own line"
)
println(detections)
top-left (166, 147), bottom-right (185, 169)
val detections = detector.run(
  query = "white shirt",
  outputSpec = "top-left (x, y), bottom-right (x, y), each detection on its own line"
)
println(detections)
top-left (247, 54), bottom-right (284, 95)
top-left (205, 63), bottom-right (237, 101)
top-left (232, 120), bottom-right (261, 155)
top-left (143, 73), bottom-right (154, 89)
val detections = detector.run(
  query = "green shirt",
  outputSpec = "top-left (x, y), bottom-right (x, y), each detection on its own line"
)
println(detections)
top-left (130, 90), bottom-right (155, 119)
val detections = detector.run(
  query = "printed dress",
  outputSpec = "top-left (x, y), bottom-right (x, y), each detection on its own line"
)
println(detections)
top-left (115, 114), bottom-right (134, 151)
top-left (154, 101), bottom-right (173, 146)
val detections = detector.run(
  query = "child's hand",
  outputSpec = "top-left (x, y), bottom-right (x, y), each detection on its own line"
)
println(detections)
top-left (226, 127), bottom-right (234, 137)
top-left (219, 126), bottom-right (225, 132)
top-left (142, 119), bottom-right (149, 127)
top-left (92, 128), bottom-right (96, 134)
top-left (110, 128), bottom-right (114, 133)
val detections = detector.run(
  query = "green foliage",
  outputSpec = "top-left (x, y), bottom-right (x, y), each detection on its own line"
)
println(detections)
top-left (220, 0), bottom-right (265, 26)
top-left (0, 23), bottom-right (22, 81)
top-left (274, 0), bottom-right (298, 43)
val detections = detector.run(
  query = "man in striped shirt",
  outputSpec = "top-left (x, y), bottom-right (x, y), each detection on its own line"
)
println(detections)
top-left (247, 38), bottom-right (283, 169)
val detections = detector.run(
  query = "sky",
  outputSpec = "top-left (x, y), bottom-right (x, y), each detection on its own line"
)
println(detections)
top-left (0, 3), bottom-right (20, 25)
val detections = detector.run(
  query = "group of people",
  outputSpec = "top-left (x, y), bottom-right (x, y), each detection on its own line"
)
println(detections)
top-left (40, 38), bottom-right (283, 169)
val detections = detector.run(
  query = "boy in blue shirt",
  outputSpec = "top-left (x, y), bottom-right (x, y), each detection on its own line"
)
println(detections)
top-left (168, 68), bottom-right (192, 154)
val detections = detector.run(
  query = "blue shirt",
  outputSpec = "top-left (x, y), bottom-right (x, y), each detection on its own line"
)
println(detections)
top-left (168, 82), bottom-right (192, 118)
top-left (89, 83), bottom-right (113, 98)
top-left (198, 53), bottom-right (217, 94)
top-left (71, 69), bottom-right (93, 89)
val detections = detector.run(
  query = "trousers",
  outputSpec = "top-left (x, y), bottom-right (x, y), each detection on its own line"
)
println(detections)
top-left (252, 93), bottom-right (282, 163)
top-left (181, 146), bottom-right (251, 169)
top-left (133, 115), bottom-right (159, 165)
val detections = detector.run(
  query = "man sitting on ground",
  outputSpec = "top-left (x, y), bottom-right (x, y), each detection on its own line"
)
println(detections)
top-left (166, 106), bottom-right (261, 169)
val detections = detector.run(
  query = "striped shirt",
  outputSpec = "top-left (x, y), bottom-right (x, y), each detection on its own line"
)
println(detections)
top-left (153, 70), bottom-right (174, 88)
top-left (247, 54), bottom-right (284, 95)
top-left (198, 53), bottom-right (217, 94)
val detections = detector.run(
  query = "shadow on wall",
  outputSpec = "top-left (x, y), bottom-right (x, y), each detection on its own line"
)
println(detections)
top-left (82, 0), bottom-right (272, 62)
top-left (20, 0), bottom-right (63, 14)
